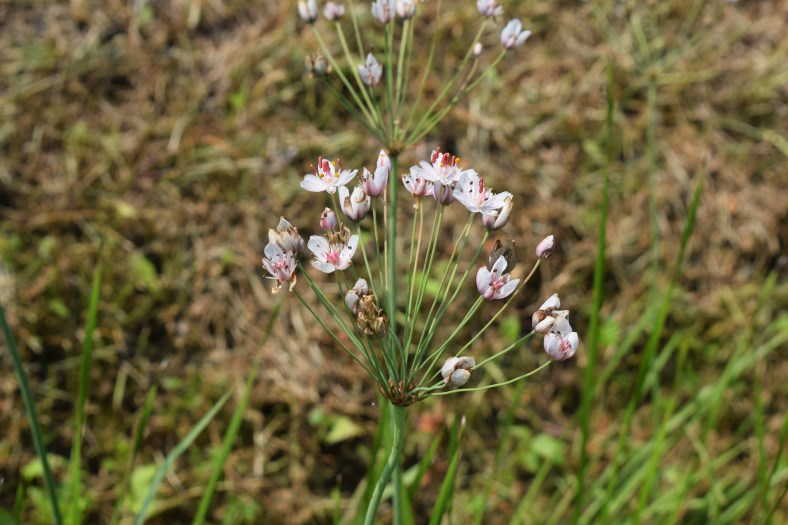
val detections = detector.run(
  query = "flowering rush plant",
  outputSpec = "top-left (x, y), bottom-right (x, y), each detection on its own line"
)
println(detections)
top-left (264, 1), bottom-right (579, 522)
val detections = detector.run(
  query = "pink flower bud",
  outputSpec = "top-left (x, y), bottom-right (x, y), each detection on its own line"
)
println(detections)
top-left (376, 150), bottom-right (391, 173)
top-left (440, 356), bottom-right (476, 386)
top-left (536, 235), bottom-right (555, 259)
top-left (473, 42), bottom-right (483, 57)
top-left (320, 208), bottom-right (337, 231)
top-left (363, 166), bottom-right (388, 197)
top-left (448, 369), bottom-right (471, 387)
top-left (345, 278), bottom-right (369, 314)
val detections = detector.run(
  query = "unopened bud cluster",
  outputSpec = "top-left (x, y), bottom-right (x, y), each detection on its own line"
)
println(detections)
top-left (346, 279), bottom-right (388, 337)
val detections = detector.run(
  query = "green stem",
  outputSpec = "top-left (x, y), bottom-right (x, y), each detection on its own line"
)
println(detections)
top-left (386, 154), bottom-right (399, 379)
top-left (357, 224), bottom-right (379, 300)
top-left (365, 403), bottom-right (405, 525)
top-left (432, 360), bottom-right (553, 396)
top-left (417, 221), bottom-right (482, 360)
top-left (372, 205), bottom-right (385, 294)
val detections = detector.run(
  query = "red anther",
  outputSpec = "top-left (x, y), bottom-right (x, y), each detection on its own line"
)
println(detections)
top-left (431, 147), bottom-right (441, 163)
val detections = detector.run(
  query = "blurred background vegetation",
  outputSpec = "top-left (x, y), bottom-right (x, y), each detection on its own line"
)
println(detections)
top-left (1, 0), bottom-right (786, 523)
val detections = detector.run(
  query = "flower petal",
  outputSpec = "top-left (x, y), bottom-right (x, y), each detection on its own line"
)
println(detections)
top-left (441, 357), bottom-right (460, 379)
top-left (344, 235), bottom-right (359, 257)
top-left (496, 278), bottom-right (519, 299)
top-left (492, 255), bottom-right (507, 274)
top-left (336, 169), bottom-right (358, 187)
top-left (301, 174), bottom-right (327, 192)
top-left (539, 293), bottom-right (560, 310)
top-left (311, 260), bottom-right (336, 273)
top-left (264, 241), bottom-right (283, 259)
top-left (307, 235), bottom-right (329, 259)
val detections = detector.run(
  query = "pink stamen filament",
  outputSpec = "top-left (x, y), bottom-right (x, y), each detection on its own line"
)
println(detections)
top-left (326, 249), bottom-right (341, 265)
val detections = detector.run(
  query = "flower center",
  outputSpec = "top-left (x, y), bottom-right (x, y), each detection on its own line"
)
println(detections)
top-left (326, 248), bottom-right (341, 265)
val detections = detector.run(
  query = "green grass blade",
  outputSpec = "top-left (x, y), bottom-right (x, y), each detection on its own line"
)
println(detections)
top-left (192, 298), bottom-right (283, 525)
top-left (406, 429), bottom-right (441, 502)
top-left (353, 397), bottom-right (388, 525)
top-left (428, 417), bottom-right (462, 525)
top-left (762, 413), bottom-right (788, 525)
top-left (109, 385), bottom-right (158, 525)
top-left (0, 305), bottom-right (64, 525)
top-left (69, 262), bottom-right (102, 525)
top-left (574, 62), bottom-right (614, 523)
top-left (133, 390), bottom-right (232, 525)
top-left (13, 477), bottom-right (26, 523)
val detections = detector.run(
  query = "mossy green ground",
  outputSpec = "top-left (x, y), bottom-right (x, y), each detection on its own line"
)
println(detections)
top-left (1, 0), bottom-right (786, 523)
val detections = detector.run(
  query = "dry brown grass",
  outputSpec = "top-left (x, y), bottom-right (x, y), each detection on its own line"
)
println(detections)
top-left (1, 0), bottom-right (786, 523)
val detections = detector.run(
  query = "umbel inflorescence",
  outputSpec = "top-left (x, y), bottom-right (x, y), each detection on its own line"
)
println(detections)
top-left (263, 0), bottom-right (578, 406)
top-left (263, 148), bottom-right (579, 405)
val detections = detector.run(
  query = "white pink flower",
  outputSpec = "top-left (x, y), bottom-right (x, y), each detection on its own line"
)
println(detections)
top-left (262, 241), bottom-right (297, 293)
top-left (476, 255), bottom-right (520, 300)
top-left (501, 19), bottom-right (531, 49)
top-left (298, 0), bottom-right (318, 23)
top-left (453, 171), bottom-right (513, 217)
top-left (396, 0), bottom-right (415, 18)
top-left (409, 148), bottom-right (472, 205)
top-left (359, 53), bottom-right (383, 86)
top-left (441, 356), bottom-right (476, 387)
top-left (543, 317), bottom-right (579, 361)
top-left (371, 0), bottom-right (394, 23)
top-left (323, 1), bottom-right (345, 20)
top-left (307, 234), bottom-right (359, 273)
top-left (301, 157), bottom-right (357, 194)
top-left (482, 194), bottom-right (513, 231)
top-left (268, 217), bottom-right (306, 258)
top-left (477, 0), bottom-right (503, 17)
top-left (402, 172), bottom-right (433, 204)
top-left (338, 184), bottom-right (371, 221)
top-left (531, 293), bottom-right (569, 333)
